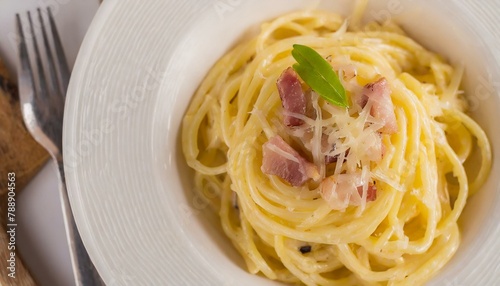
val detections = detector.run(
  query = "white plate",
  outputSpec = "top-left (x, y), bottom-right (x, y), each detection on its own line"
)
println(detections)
top-left (64, 0), bottom-right (500, 285)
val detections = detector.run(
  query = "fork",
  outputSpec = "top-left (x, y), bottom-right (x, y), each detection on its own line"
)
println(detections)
top-left (16, 8), bottom-right (104, 286)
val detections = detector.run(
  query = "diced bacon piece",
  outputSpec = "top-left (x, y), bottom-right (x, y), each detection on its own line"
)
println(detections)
top-left (304, 89), bottom-right (317, 120)
top-left (360, 78), bottom-right (398, 134)
top-left (320, 174), bottom-right (377, 210)
top-left (358, 184), bottom-right (377, 202)
top-left (277, 67), bottom-right (307, 126)
top-left (261, 135), bottom-right (320, 186)
top-left (325, 155), bottom-right (337, 164)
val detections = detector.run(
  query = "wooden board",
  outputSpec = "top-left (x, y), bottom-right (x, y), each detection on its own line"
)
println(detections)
top-left (0, 57), bottom-right (47, 285)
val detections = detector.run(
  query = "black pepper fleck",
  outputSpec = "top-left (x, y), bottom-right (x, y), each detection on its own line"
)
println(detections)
top-left (299, 245), bottom-right (312, 254)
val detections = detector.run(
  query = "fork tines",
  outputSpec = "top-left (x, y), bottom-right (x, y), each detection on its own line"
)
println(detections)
top-left (16, 7), bottom-right (70, 153)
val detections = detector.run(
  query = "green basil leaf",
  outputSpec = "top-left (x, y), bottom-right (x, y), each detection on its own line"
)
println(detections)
top-left (292, 44), bottom-right (348, 108)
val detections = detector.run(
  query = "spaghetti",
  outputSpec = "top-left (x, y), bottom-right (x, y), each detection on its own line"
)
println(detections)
top-left (182, 6), bottom-right (491, 286)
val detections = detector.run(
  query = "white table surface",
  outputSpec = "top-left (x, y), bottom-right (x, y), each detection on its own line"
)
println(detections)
top-left (0, 1), bottom-right (100, 285)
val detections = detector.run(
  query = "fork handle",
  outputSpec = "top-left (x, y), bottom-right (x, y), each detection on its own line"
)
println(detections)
top-left (55, 157), bottom-right (105, 286)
